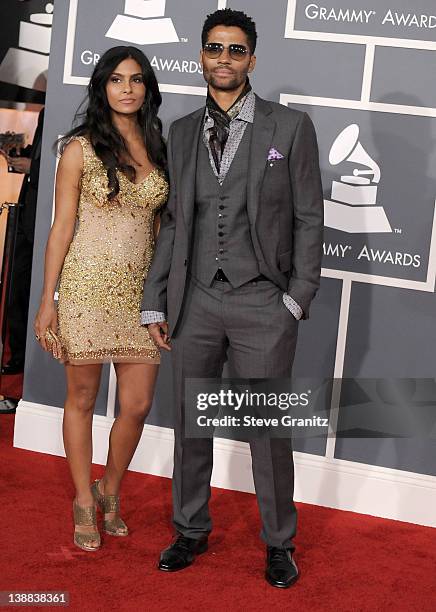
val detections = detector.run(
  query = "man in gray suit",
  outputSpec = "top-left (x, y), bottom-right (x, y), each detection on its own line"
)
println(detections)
top-left (141, 8), bottom-right (323, 588)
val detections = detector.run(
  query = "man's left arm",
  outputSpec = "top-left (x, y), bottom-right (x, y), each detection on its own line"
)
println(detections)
top-left (286, 112), bottom-right (324, 320)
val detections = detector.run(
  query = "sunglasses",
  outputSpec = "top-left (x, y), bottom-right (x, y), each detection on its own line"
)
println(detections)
top-left (203, 42), bottom-right (249, 61)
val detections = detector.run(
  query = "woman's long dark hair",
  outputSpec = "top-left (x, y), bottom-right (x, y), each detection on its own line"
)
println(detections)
top-left (58, 46), bottom-right (166, 200)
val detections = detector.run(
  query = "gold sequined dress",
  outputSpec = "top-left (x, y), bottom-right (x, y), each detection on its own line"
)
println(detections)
top-left (57, 136), bottom-right (168, 364)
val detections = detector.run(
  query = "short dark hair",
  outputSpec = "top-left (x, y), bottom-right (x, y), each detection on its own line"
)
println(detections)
top-left (201, 8), bottom-right (257, 54)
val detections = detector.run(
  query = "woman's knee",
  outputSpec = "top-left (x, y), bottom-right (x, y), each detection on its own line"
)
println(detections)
top-left (67, 384), bottom-right (99, 413)
top-left (65, 364), bottom-right (102, 414)
top-left (119, 397), bottom-right (153, 423)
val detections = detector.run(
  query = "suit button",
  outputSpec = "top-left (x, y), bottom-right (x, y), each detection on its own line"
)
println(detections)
top-left (219, 205), bottom-right (225, 210)
top-left (218, 232), bottom-right (224, 237)
top-left (218, 213), bottom-right (223, 218)
top-left (219, 248), bottom-right (224, 253)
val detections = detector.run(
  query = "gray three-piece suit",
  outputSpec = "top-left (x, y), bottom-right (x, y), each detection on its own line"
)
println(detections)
top-left (141, 94), bottom-right (324, 549)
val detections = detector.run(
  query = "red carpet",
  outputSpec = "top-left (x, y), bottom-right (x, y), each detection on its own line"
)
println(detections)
top-left (1, 413), bottom-right (435, 612)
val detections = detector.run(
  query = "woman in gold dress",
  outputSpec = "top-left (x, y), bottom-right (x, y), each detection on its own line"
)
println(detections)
top-left (34, 47), bottom-right (168, 551)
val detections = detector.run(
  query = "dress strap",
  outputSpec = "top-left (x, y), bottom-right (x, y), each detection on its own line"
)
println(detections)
top-left (70, 135), bottom-right (94, 169)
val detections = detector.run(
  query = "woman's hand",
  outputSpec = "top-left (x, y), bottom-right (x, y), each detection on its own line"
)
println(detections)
top-left (34, 299), bottom-right (63, 361)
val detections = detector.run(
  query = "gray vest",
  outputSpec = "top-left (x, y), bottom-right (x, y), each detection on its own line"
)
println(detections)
top-left (189, 124), bottom-right (260, 288)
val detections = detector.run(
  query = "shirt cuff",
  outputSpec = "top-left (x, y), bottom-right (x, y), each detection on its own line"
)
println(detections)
top-left (141, 311), bottom-right (166, 325)
top-left (282, 293), bottom-right (303, 320)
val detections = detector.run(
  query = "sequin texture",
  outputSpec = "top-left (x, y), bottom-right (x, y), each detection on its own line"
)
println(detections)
top-left (57, 136), bottom-right (168, 364)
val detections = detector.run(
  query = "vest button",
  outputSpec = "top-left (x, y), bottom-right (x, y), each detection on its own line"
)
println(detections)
top-left (218, 232), bottom-right (224, 237)
top-left (219, 205), bottom-right (225, 210)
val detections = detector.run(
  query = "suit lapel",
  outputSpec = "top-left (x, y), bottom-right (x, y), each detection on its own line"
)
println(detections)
top-left (179, 108), bottom-right (204, 230)
top-left (177, 96), bottom-right (275, 229)
top-left (247, 96), bottom-right (276, 224)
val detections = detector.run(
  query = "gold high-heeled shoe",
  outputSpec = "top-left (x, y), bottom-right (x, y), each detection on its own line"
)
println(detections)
top-left (91, 479), bottom-right (129, 537)
top-left (72, 500), bottom-right (101, 551)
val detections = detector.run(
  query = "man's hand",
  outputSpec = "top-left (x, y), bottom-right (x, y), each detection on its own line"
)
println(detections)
top-left (7, 156), bottom-right (31, 174)
top-left (148, 321), bottom-right (171, 351)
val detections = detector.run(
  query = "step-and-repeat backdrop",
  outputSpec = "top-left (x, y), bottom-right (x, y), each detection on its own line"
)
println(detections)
top-left (0, 0), bottom-right (51, 103)
top-left (17, 1), bottom-right (436, 512)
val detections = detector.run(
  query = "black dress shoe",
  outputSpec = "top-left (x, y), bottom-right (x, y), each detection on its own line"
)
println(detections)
top-left (1, 360), bottom-right (24, 375)
top-left (265, 546), bottom-right (299, 588)
top-left (0, 398), bottom-right (18, 414)
top-left (158, 534), bottom-right (208, 572)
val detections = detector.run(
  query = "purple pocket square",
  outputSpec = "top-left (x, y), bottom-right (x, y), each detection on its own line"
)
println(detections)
top-left (267, 147), bottom-right (284, 161)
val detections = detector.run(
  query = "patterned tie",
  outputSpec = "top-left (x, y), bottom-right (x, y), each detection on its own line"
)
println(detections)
top-left (205, 79), bottom-right (252, 173)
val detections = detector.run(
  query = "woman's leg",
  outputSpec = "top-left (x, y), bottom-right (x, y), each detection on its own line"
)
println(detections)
top-left (99, 363), bottom-right (159, 502)
top-left (63, 363), bottom-right (103, 542)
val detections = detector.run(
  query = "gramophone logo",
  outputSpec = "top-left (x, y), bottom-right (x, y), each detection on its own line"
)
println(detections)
top-left (106, 0), bottom-right (179, 45)
top-left (0, 2), bottom-right (53, 90)
top-left (324, 124), bottom-right (392, 234)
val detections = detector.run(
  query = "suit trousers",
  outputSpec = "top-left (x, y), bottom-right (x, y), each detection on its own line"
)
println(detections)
top-left (8, 225), bottom-right (33, 363)
top-left (170, 274), bottom-right (299, 549)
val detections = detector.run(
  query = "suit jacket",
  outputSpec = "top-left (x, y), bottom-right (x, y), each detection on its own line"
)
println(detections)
top-left (141, 95), bottom-right (324, 336)
top-left (18, 107), bottom-right (44, 243)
